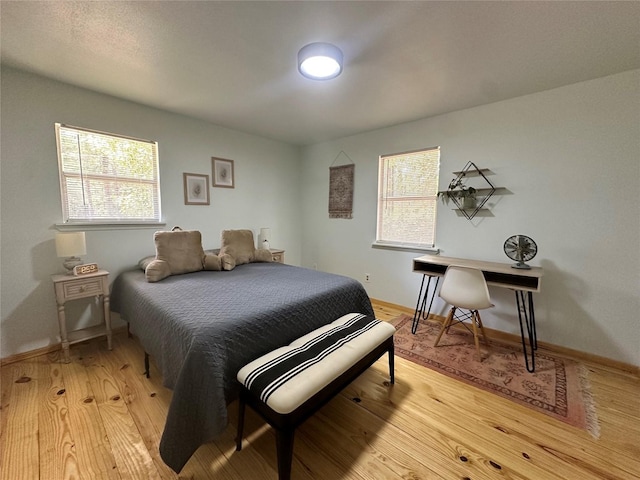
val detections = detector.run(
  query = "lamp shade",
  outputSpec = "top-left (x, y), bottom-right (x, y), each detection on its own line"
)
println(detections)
top-left (259, 228), bottom-right (271, 250)
top-left (55, 232), bottom-right (87, 258)
top-left (260, 228), bottom-right (271, 242)
top-left (298, 42), bottom-right (343, 80)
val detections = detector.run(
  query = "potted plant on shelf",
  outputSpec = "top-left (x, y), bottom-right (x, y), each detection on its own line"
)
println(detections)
top-left (438, 178), bottom-right (477, 210)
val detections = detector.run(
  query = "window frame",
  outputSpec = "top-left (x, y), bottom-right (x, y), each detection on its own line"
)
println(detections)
top-left (374, 146), bottom-right (440, 253)
top-left (55, 123), bottom-right (163, 229)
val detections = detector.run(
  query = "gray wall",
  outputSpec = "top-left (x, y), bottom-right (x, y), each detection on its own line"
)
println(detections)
top-left (1, 67), bottom-right (301, 358)
top-left (300, 70), bottom-right (640, 366)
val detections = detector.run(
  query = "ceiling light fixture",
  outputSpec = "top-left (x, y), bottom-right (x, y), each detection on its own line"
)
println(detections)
top-left (297, 42), bottom-right (343, 80)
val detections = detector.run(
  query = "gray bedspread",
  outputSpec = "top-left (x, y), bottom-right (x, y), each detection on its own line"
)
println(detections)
top-left (110, 262), bottom-right (373, 472)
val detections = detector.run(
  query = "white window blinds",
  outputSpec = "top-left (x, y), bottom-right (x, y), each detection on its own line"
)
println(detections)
top-left (55, 124), bottom-right (161, 223)
top-left (376, 147), bottom-right (440, 248)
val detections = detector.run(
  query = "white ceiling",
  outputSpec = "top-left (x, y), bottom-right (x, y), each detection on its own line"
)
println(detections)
top-left (2, 1), bottom-right (639, 146)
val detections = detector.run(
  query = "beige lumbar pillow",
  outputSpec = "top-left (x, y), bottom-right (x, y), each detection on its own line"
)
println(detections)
top-left (219, 229), bottom-right (272, 265)
top-left (145, 228), bottom-right (235, 282)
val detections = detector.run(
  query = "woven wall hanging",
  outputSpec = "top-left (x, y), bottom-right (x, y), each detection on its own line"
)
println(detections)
top-left (328, 151), bottom-right (354, 219)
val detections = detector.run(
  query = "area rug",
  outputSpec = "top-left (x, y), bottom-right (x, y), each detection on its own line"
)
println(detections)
top-left (392, 314), bottom-right (599, 437)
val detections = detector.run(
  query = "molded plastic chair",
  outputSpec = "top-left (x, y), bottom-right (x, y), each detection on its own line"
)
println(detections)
top-left (433, 265), bottom-right (493, 360)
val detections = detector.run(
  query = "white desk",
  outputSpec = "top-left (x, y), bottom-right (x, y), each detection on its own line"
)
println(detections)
top-left (412, 255), bottom-right (543, 372)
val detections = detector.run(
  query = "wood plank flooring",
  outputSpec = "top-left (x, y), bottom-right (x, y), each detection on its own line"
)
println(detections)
top-left (1, 301), bottom-right (639, 479)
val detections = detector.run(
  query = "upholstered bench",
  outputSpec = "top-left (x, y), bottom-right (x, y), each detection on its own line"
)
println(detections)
top-left (235, 313), bottom-right (396, 480)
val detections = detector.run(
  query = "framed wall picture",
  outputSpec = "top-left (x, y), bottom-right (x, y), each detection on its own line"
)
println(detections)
top-left (212, 157), bottom-right (235, 188)
top-left (183, 173), bottom-right (210, 205)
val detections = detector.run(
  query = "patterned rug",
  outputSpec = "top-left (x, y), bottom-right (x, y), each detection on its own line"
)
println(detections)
top-left (328, 164), bottom-right (354, 219)
top-left (392, 314), bottom-right (599, 437)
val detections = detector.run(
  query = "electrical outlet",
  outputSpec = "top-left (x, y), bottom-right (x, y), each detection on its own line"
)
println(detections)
top-left (365, 273), bottom-right (371, 283)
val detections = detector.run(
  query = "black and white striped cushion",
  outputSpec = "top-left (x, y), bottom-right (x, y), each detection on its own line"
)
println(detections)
top-left (237, 313), bottom-right (395, 414)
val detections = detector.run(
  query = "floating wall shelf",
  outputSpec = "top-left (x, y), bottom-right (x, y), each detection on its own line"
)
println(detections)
top-left (438, 187), bottom-right (507, 196)
top-left (441, 161), bottom-right (505, 220)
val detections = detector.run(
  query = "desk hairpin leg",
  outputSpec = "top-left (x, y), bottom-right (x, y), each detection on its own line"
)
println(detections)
top-left (515, 291), bottom-right (538, 373)
top-left (411, 275), bottom-right (427, 333)
top-left (411, 275), bottom-right (440, 334)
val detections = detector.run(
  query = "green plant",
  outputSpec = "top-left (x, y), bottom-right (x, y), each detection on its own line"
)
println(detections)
top-left (438, 178), bottom-right (476, 204)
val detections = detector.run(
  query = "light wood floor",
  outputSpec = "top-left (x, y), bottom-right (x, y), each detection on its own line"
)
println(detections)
top-left (2, 301), bottom-right (639, 479)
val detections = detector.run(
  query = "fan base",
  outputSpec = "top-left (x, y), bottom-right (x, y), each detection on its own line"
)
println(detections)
top-left (511, 262), bottom-right (531, 270)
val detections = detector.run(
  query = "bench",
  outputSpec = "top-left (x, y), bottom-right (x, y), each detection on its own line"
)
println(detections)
top-left (235, 313), bottom-right (396, 480)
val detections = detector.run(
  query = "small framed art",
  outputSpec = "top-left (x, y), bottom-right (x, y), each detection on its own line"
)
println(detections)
top-left (183, 173), bottom-right (210, 205)
top-left (212, 157), bottom-right (235, 188)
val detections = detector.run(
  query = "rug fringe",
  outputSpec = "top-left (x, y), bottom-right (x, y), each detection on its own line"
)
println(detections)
top-left (577, 364), bottom-right (601, 439)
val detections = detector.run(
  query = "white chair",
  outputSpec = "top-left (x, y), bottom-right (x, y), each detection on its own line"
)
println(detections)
top-left (433, 265), bottom-right (493, 360)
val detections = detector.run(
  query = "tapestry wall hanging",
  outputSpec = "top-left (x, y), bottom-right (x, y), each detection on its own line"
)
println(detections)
top-left (328, 156), bottom-right (355, 219)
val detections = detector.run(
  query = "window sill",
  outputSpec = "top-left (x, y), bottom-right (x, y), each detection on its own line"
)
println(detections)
top-left (55, 221), bottom-right (166, 231)
top-left (371, 242), bottom-right (439, 254)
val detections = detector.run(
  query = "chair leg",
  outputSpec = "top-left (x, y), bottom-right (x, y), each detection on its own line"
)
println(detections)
top-left (470, 311), bottom-right (482, 361)
top-left (434, 307), bottom-right (455, 347)
top-left (476, 311), bottom-right (489, 345)
top-left (445, 307), bottom-right (456, 335)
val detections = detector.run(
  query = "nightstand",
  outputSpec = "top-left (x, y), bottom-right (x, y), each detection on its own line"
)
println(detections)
top-left (52, 269), bottom-right (112, 362)
top-left (270, 249), bottom-right (285, 264)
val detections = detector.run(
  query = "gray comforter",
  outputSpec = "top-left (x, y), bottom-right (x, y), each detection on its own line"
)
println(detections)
top-left (110, 262), bottom-right (374, 472)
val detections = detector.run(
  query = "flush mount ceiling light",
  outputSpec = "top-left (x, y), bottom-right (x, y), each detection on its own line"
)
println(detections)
top-left (297, 42), bottom-right (343, 80)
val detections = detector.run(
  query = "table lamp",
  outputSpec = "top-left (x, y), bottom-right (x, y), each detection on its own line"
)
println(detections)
top-left (259, 228), bottom-right (271, 250)
top-left (55, 232), bottom-right (86, 273)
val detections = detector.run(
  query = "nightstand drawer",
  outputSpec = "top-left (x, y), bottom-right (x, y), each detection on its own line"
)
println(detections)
top-left (270, 249), bottom-right (285, 264)
top-left (63, 278), bottom-right (103, 299)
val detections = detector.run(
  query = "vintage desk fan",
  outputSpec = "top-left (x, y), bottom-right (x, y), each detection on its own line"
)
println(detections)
top-left (503, 235), bottom-right (537, 269)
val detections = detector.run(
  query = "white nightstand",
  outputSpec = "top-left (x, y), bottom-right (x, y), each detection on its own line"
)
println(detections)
top-left (270, 249), bottom-right (285, 264)
top-left (52, 269), bottom-right (112, 362)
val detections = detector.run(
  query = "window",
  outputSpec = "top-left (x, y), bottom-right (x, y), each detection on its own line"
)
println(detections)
top-left (376, 147), bottom-right (440, 248)
top-left (55, 124), bottom-right (161, 224)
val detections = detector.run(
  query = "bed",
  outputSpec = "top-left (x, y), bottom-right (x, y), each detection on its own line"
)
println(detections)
top-left (110, 261), bottom-right (374, 472)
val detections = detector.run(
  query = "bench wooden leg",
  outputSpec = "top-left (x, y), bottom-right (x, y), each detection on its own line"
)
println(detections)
top-left (236, 391), bottom-right (246, 451)
top-left (388, 342), bottom-right (395, 384)
top-left (144, 352), bottom-right (150, 378)
top-left (275, 428), bottom-right (295, 480)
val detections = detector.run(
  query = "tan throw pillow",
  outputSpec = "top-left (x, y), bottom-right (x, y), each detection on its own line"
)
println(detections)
top-left (145, 229), bottom-right (205, 282)
top-left (219, 229), bottom-right (256, 265)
